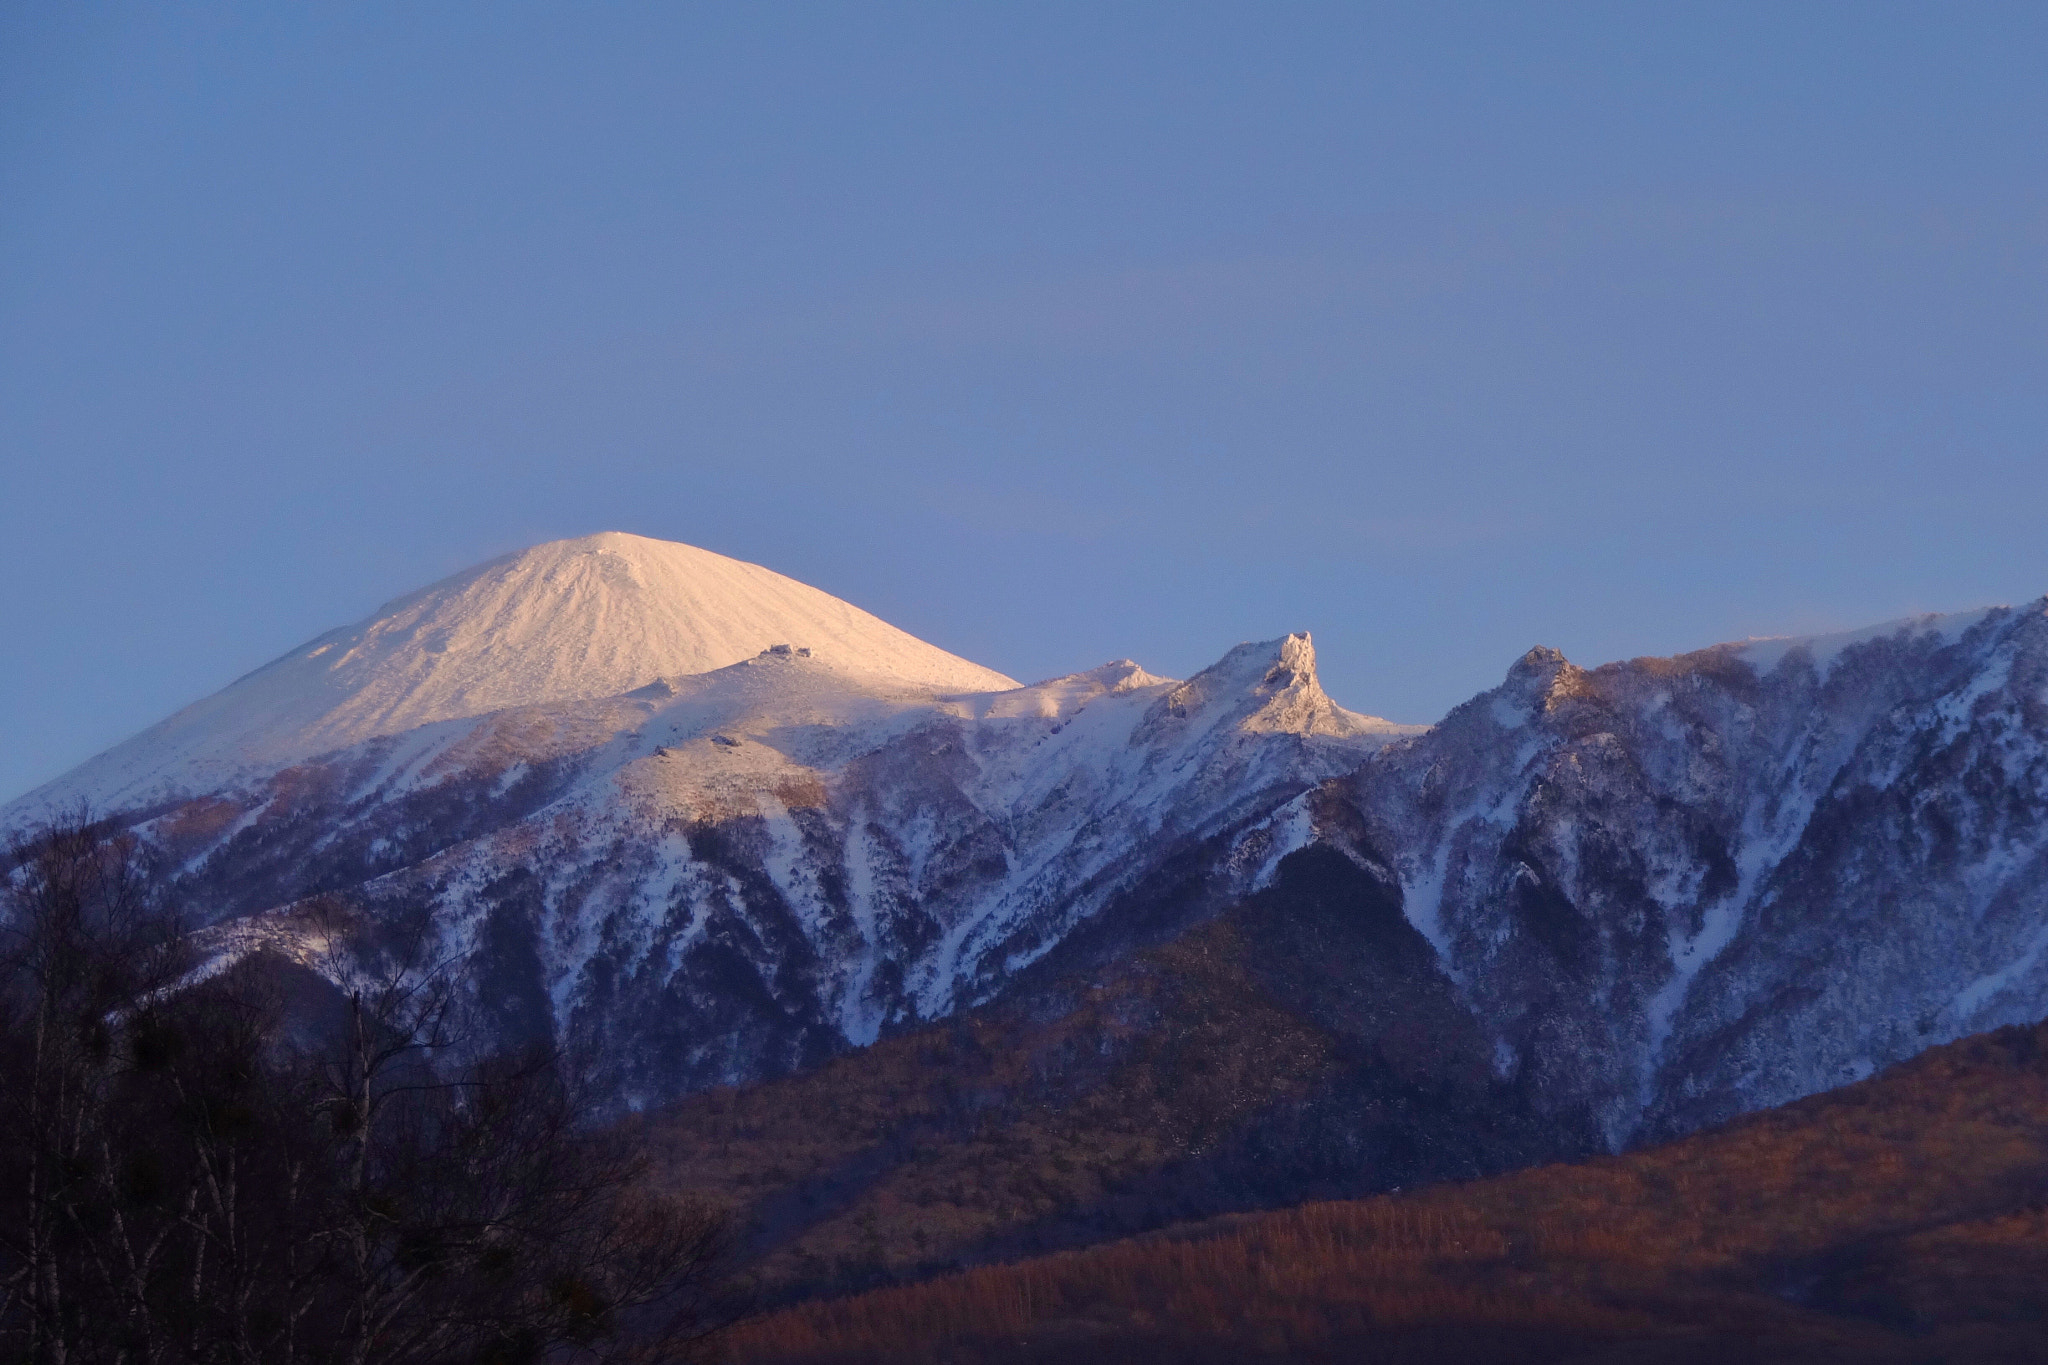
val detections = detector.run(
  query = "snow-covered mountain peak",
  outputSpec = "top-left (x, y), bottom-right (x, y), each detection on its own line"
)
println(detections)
top-left (14, 566), bottom-right (2048, 1147)
top-left (971, 659), bottom-right (1173, 722)
top-left (10, 533), bottom-right (1016, 814)
top-left (346, 532), bottom-right (1017, 701)
top-left (1507, 644), bottom-right (1568, 679)
top-left (1500, 642), bottom-right (1580, 692)
top-left (1138, 633), bottom-right (1417, 743)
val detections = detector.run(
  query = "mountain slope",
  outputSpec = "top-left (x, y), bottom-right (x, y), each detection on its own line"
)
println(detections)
top-left (2, 535), bottom-right (1415, 1106)
top-left (134, 630), bottom-right (1411, 1103)
top-left (13, 533), bottom-right (1017, 816)
top-left (634, 839), bottom-right (1575, 1304)
top-left (727, 1013), bottom-right (2048, 1364)
top-left (1341, 600), bottom-right (2048, 1146)
top-left (7, 538), bottom-right (2047, 1194)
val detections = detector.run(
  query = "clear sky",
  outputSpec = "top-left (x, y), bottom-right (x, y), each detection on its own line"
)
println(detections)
top-left (4, 2), bottom-right (2046, 801)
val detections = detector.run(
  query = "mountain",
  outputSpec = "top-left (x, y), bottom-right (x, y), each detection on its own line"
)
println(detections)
top-left (3, 533), bottom-right (1416, 1105)
top-left (726, 1014), bottom-right (2048, 1364)
top-left (1345, 603), bottom-right (2048, 1146)
top-left (636, 837), bottom-right (1573, 1301)
top-left (636, 598), bottom-right (2048, 1303)
top-left (6, 534), bottom-right (2046, 1191)
top-left (15, 532), bottom-right (1016, 816)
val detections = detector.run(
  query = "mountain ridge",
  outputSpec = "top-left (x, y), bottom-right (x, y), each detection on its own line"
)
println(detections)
top-left (4, 540), bottom-right (2045, 1204)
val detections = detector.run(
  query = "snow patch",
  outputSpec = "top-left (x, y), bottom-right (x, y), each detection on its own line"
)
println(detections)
top-left (1736, 606), bottom-right (1998, 678)
top-left (1952, 920), bottom-right (2048, 1020)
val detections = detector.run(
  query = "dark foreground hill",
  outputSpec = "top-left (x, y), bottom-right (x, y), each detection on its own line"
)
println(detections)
top-left (721, 1016), bottom-right (2048, 1364)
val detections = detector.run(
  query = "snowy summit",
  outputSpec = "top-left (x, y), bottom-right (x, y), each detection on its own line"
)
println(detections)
top-left (17, 533), bottom-right (1017, 812)
top-left (8, 534), bottom-right (2048, 1156)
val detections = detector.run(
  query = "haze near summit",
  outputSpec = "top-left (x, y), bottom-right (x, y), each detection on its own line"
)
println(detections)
top-left (4, 4), bottom-right (2046, 801)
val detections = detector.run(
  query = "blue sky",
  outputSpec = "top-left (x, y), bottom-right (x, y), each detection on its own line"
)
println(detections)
top-left (4, 3), bottom-right (2046, 799)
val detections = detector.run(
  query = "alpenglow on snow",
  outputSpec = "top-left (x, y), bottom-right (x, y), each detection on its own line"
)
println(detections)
top-left (8, 533), bottom-right (2048, 1148)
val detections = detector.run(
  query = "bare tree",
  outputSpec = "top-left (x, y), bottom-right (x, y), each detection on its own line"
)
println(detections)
top-left (0, 818), bottom-right (737, 1365)
top-left (301, 904), bottom-right (735, 1364)
top-left (0, 811), bottom-right (190, 1364)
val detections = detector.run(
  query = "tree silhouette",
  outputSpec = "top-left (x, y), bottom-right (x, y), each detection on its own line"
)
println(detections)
top-left (0, 815), bottom-right (736, 1365)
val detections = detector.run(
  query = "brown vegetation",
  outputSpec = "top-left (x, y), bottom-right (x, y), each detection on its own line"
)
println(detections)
top-left (725, 1019), bottom-right (2048, 1363)
top-left (636, 847), bottom-right (1554, 1301)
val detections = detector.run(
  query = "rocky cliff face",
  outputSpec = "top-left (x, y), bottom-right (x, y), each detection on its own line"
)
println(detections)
top-left (1338, 602), bottom-right (2048, 1145)
top-left (8, 535), bottom-right (2046, 1145)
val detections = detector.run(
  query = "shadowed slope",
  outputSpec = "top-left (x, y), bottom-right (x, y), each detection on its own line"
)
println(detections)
top-left (727, 1016), bottom-right (2048, 1363)
top-left (634, 840), bottom-right (1574, 1304)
